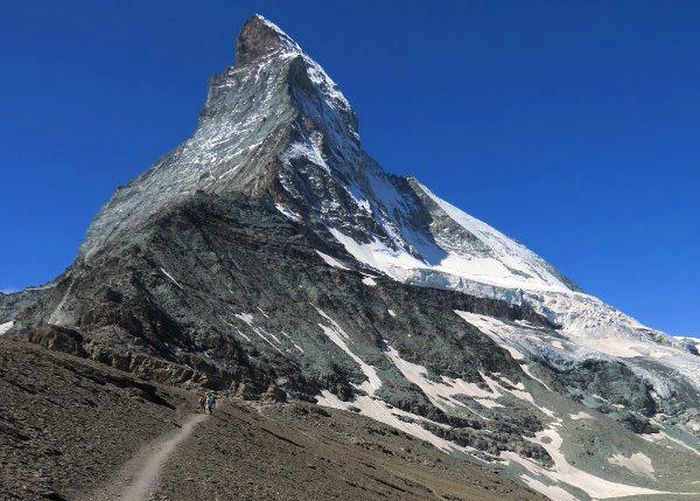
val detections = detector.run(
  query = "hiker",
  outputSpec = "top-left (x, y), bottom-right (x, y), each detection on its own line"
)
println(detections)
top-left (197, 393), bottom-right (206, 412)
top-left (205, 391), bottom-right (217, 414)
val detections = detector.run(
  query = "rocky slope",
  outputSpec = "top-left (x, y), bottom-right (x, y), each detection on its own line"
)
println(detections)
top-left (1, 338), bottom-right (543, 501)
top-left (4, 14), bottom-right (700, 501)
top-left (0, 338), bottom-right (187, 500)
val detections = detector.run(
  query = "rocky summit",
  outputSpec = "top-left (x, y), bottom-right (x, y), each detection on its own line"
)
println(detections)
top-left (2, 14), bottom-right (700, 501)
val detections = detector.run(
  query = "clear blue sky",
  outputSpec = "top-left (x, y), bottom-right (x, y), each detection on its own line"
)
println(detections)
top-left (1, 1), bottom-right (698, 336)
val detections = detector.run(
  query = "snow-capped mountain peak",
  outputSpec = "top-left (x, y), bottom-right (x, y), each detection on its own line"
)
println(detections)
top-left (235, 14), bottom-right (303, 66)
top-left (9, 15), bottom-right (700, 501)
top-left (234, 14), bottom-right (353, 125)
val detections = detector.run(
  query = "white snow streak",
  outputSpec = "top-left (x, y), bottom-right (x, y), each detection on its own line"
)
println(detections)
top-left (315, 250), bottom-right (351, 271)
top-left (313, 306), bottom-right (381, 394)
top-left (159, 268), bottom-right (184, 290)
top-left (570, 411), bottom-right (593, 421)
top-left (608, 452), bottom-right (655, 480)
top-left (275, 203), bottom-right (301, 222)
top-left (315, 391), bottom-right (464, 453)
top-left (234, 313), bottom-right (283, 354)
top-left (383, 343), bottom-right (498, 411)
top-left (361, 276), bottom-right (377, 286)
top-left (0, 321), bottom-right (13, 335)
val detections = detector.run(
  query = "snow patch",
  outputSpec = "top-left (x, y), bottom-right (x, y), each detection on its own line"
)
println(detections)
top-left (283, 140), bottom-right (331, 174)
top-left (608, 452), bottom-right (655, 480)
top-left (315, 250), bottom-right (350, 271)
top-left (235, 313), bottom-right (255, 325)
top-left (328, 183), bottom-right (573, 294)
top-left (281, 331), bottom-right (304, 353)
top-left (570, 411), bottom-right (594, 421)
top-left (383, 343), bottom-right (499, 411)
top-left (235, 329), bottom-right (251, 342)
top-left (475, 398), bottom-right (504, 409)
top-left (520, 364), bottom-right (553, 391)
top-left (361, 276), bottom-right (377, 286)
top-left (314, 306), bottom-right (381, 394)
top-left (275, 203), bottom-right (301, 222)
top-left (234, 313), bottom-right (283, 354)
top-left (0, 321), bottom-right (13, 335)
top-left (519, 475), bottom-right (578, 501)
top-left (329, 228), bottom-right (426, 277)
top-left (315, 391), bottom-right (468, 453)
top-left (454, 311), bottom-right (526, 361)
top-left (504, 426), bottom-right (673, 499)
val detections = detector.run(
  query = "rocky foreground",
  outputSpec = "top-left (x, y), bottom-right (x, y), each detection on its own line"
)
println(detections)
top-left (0, 337), bottom-right (545, 501)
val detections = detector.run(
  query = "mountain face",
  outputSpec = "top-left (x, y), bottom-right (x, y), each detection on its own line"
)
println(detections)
top-left (6, 14), bottom-right (700, 500)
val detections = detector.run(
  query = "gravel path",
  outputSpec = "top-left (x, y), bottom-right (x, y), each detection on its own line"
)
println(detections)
top-left (84, 412), bottom-right (208, 501)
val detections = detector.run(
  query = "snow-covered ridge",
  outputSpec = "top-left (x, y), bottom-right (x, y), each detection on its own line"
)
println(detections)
top-left (329, 182), bottom-right (700, 391)
top-left (328, 183), bottom-right (575, 295)
top-left (321, 173), bottom-right (700, 395)
top-left (412, 180), bottom-right (576, 292)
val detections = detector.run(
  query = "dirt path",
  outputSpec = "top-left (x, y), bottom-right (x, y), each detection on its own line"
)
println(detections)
top-left (84, 412), bottom-right (208, 501)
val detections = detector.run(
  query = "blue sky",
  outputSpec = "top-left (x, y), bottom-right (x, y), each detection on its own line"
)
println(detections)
top-left (1, 1), bottom-right (698, 335)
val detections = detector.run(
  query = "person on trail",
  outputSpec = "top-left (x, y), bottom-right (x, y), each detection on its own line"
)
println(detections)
top-left (205, 392), bottom-right (217, 414)
top-left (197, 393), bottom-right (206, 412)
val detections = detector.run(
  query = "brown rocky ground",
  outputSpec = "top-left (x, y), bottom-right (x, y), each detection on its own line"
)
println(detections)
top-left (0, 337), bottom-right (546, 500)
top-left (0, 338), bottom-right (188, 500)
top-left (155, 400), bottom-right (547, 501)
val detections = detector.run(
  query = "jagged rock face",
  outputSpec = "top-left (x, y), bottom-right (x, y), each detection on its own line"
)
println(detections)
top-left (0, 287), bottom-right (52, 324)
top-left (8, 14), bottom-right (700, 501)
top-left (236, 15), bottom-right (294, 65)
top-left (81, 15), bottom-right (361, 262)
top-left (18, 193), bottom-right (544, 391)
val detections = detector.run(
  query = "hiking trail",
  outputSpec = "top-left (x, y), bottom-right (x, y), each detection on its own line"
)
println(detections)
top-left (84, 412), bottom-right (208, 501)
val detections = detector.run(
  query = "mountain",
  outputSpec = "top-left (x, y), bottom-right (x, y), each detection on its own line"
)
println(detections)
top-left (4, 14), bottom-right (700, 501)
